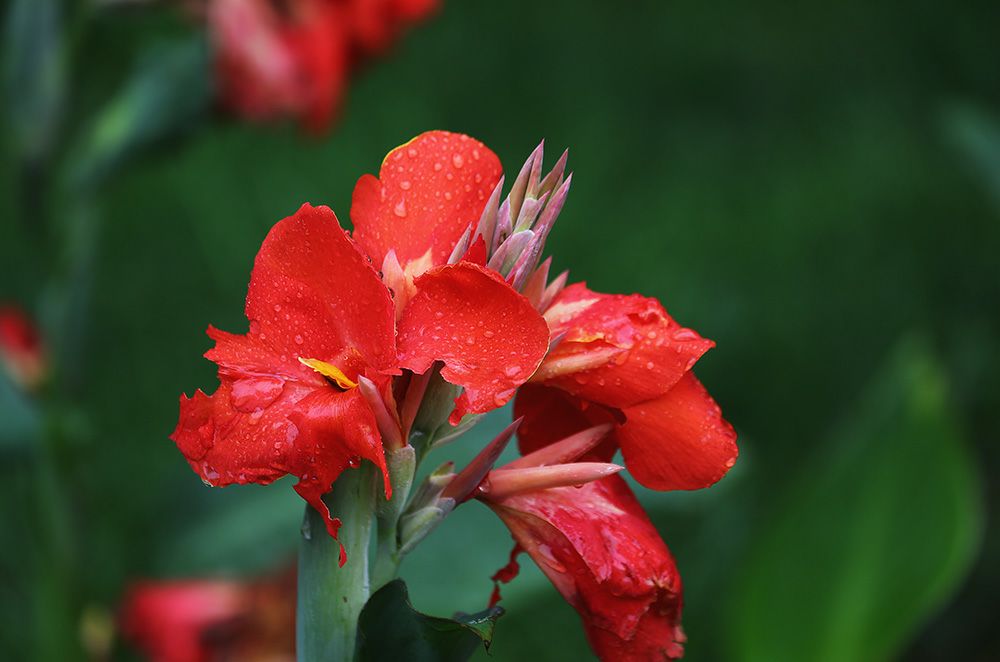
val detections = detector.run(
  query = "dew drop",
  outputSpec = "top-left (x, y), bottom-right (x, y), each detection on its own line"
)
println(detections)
top-left (646, 361), bottom-right (655, 370)
top-left (452, 153), bottom-right (464, 168)
top-left (444, 191), bottom-right (453, 201)
top-left (393, 200), bottom-right (407, 217)
top-left (504, 365), bottom-right (521, 377)
top-left (400, 180), bottom-right (412, 190)
top-left (408, 148), bottom-right (418, 157)
top-left (274, 304), bottom-right (282, 312)
top-left (295, 334), bottom-right (304, 345)
top-left (434, 162), bottom-right (443, 171)
top-left (466, 336), bottom-right (476, 345)
top-left (484, 330), bottom-right (495, 338)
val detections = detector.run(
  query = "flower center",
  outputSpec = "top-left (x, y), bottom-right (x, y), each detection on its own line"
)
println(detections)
top-left (298, 357), bottom-right (358, 390)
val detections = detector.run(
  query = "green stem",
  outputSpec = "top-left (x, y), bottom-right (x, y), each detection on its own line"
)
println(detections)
top-left (297, 465), bottom-right (375, 662)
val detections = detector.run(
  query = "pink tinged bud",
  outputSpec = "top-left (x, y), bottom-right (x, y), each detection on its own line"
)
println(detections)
top-left (513, 191), bottom-right (549, 232)
top-left (474, 176), bottom-right (505, 257)
top-left (505, 424), bottom-right (614, 469)
top-left (399, 368), bottom-right (433, 439)
top-left (481, 463), bottom-right (623, 501)
top-left (447, 225), bottom-right (474, 264)
top-left (382, 250), bottom-right (411, 320)
top-left (525, 140), bottom-right (546, 199)
top-left (357, 376), bottom-right (403, 450)
top-left (487, 230), bottom-right (535, 275)
top-left (441, 417), bottom-right (521, 503)
top-left (507, 233), bottom-right (547, 291)
top-left (509, 142), bottom-right (543, 221)
top-left (531, 345), bottom-right (626, 382)
top-left (538, 270), bottom-right (569, 312)
top-left (522, 257), bottom-right (552, 309)
top-left (537, 149), bottom-right (569, 197)
top-left (492, 198), bottom-right (513, 252)
top-left (532, 173), bottom-right (572, 247)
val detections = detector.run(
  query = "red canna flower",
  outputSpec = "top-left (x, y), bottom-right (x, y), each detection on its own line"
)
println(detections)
top-left (120, 570), bottom-right (295, 662)
top-left (515, 283), bottom-right (739, 492)
top-left (207, 0), bottom-right (438, 131)
top-left (171, 131), bottom-right (549, 558)
top-left (466, 425), bottom-right (686, 661)
top-left (0, 305), bottom-right (46, 391)
top-left (486, 476), bottom-right (686, 661)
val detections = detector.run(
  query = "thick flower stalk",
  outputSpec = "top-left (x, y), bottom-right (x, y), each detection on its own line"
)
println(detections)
top-left (169, 130), bottom-right (737, 661)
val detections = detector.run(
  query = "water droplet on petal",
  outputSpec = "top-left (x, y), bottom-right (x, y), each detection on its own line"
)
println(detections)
top-left (452, 153), bottom-right (464, 168)
top-left (434, 162), bottom-right (443, 171)
top-left (400, 180), bottom-right (411, 190)
top-left (295, 334), bottom-right (304, 345)
top-left (394, 200), bottom-right (407, 217)
top-left (484, 330), bottom-right (495, 338)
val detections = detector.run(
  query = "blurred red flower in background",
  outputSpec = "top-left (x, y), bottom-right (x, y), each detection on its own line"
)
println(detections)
top-left (208, 0), bottom-right (438, 131)
top-left (120, 569), bottom-right (295, 662)
top-left (0, 305), bottom-right (46, 391)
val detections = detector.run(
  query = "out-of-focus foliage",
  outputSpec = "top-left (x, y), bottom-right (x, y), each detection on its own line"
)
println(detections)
top-left (729, 339), bottom-right (981, 662)
top-left (1, 1), bottom-right (998, 660)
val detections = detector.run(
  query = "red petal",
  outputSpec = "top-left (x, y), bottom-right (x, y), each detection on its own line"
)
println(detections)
top-left (288, 387), bottom-right (392, 543)
top-left (396, 262), bottom-right (549, 424)
top-left (207, 203), bottom-right (396, 383)
top-left (172, 203), bottom-right (396, 545)
top-left (537, 283), bottom-right (714, 408)
top-left (513, 384), bottom-right (618, 458)
top-left (171, 383), bottom-right (390, 552)
top-left (350, 131), bottom-right (502, 269)
top-left (487, 475), bottom-right (685, 661)
top-left (618, 373), bottom-right (738, 490)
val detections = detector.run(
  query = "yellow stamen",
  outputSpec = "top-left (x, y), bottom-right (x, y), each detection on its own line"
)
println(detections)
top-left (298, 357), bottom-right (358, 390)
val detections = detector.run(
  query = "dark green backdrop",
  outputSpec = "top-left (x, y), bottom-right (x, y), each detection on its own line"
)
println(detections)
top-left (2, 1), bottom-right (998, 660)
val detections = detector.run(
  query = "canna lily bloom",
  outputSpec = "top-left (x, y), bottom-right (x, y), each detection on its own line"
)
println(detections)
top-left (473, 426), bottom-right (685, 661)
top-left (515, 284), bottom-right (739, 491)
top-left (486, 476), bottom-right (686, 661)
top-left (171, 131), bottom-right (549, 558)
top-left (207, 0), bottom-right (438, 132)
top-left (120, 570), bottom-right (295, 662)
top-left (0, 305), bottom-right (46, 391)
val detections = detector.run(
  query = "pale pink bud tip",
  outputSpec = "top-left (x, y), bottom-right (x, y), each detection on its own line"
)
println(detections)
top-left (481, 462), bottom-right (623, 501)
top-left (504, 423), bottom-right (614, 469)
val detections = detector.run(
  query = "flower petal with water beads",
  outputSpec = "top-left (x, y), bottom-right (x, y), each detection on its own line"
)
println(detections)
top-left (396, 262), bottom-right (550, 424)
top-left (351, 131), bottom-right (502, 269)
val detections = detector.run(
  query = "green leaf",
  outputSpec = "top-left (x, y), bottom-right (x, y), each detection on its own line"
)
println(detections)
top-left (358, 579), bottom-right (503, 662)
top-left (728, 337), bottom-right (983, 662)
top-left (69, 36), bottom-right (211, 190)
top-left (944, 105), bottom-right (1000, 209)
top-left (2, 0), bottom-right (63, 162)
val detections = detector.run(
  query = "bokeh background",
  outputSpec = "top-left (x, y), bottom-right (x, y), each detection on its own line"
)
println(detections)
top-left (2, 0), bottom-right (998, 659)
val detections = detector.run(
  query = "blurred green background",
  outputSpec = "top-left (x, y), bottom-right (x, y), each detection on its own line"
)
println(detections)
top-left (2, 0), bottom-right (998, 660)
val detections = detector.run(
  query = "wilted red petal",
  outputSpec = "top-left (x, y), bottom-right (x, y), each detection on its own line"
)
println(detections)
top-left (351, 131), bottom-right (502, 268)
top-left (207, 203), bottom-right (396, 383)
top-left (513, 384), bottom-right (618, 457)
top-left (487, 475), bottom-right (685, 661)
top-left (618, 373), bottom-right (738, 490)
top-left (537, 283), bottom-right (714, 408)
top-left (397, 262), bottom-right (549, 423)
top-left (288, 387), bottom-right (392, 545)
